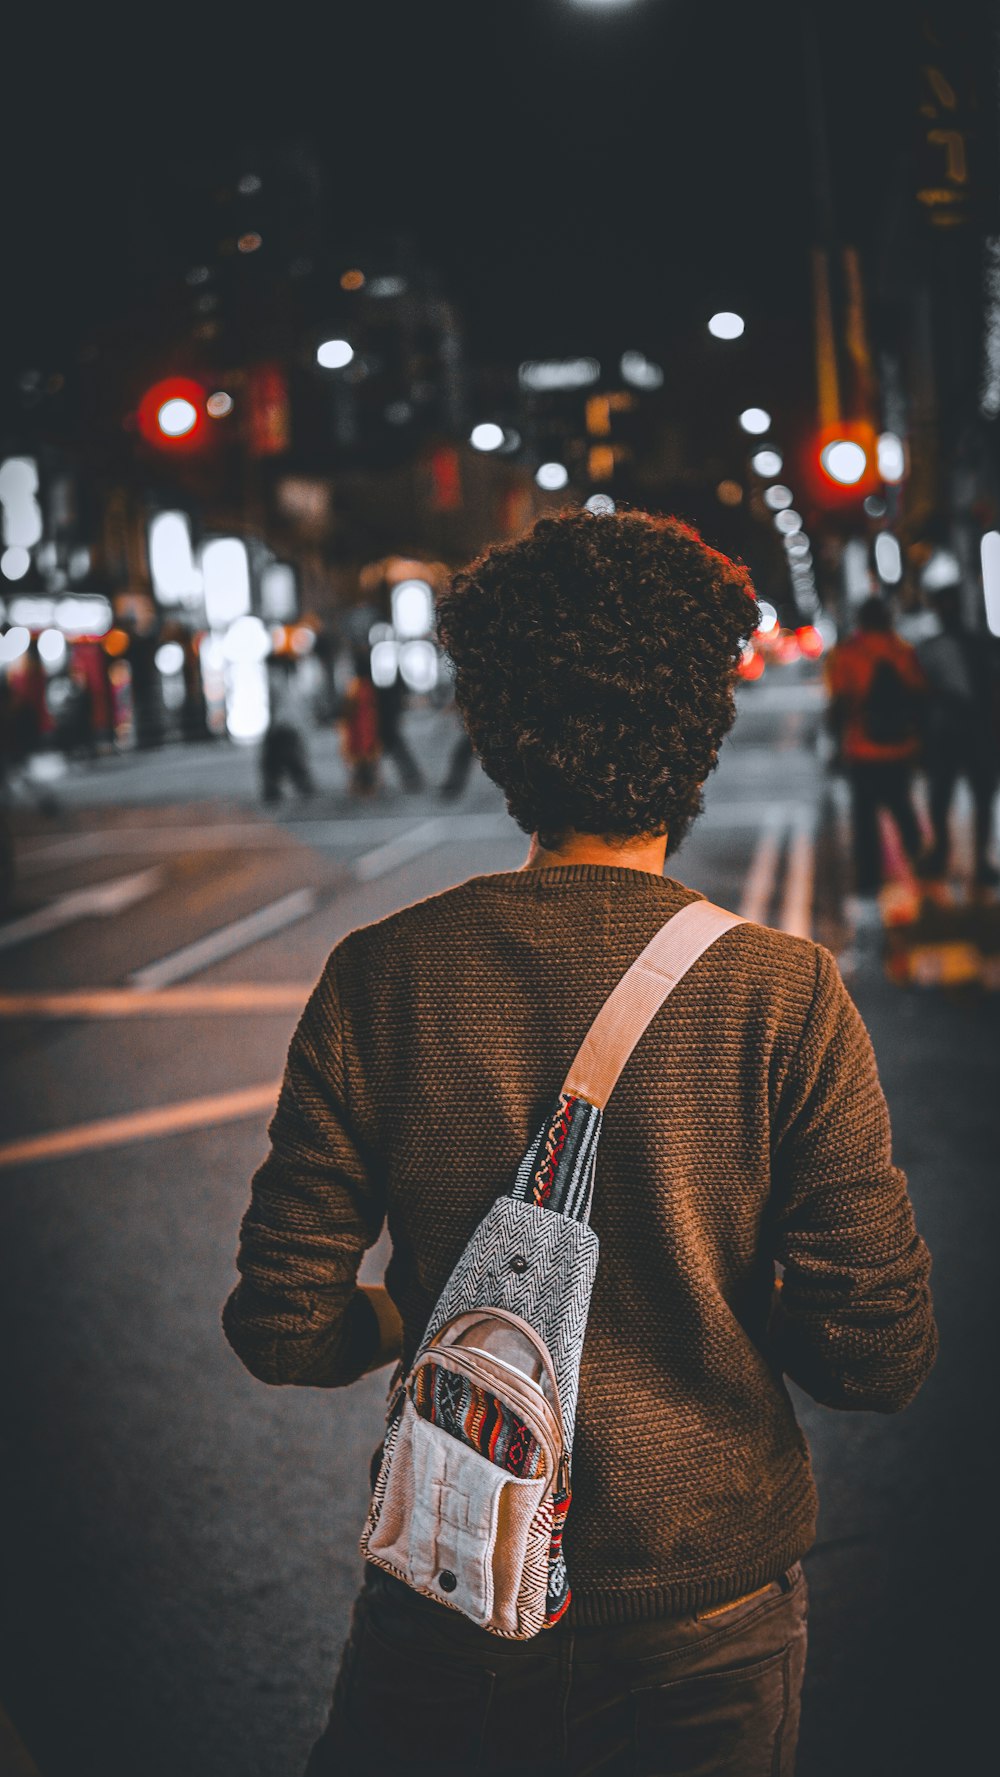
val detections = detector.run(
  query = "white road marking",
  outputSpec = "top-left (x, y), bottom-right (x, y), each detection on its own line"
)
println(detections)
top-left (0, 985), bottom-right (313, 1018)
top-left (0, 1080), bottom-right (282, 1171)
top-left (739, 806), bottom-right (788, 925)
top-left (352, 817), bottom-right (451, 881)
top-left (779, 809), bottom-right (816, 939)
top-left (0, 868), bottom-right (163, 952)
top-left (129, 889), bottom-right (318, 989)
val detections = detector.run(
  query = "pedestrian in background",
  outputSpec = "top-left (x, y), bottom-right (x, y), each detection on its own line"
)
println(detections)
top-left (915, 584), bottom-right (1000, 888)
top-left (339, 650), bottom-right (381, 797)
top-left (261, 656), bottom-right (315, 804)
top-left (225, 509), bottom-right (936, 1777)
top-left (373, 666), bottom-right (424, 792)
top-left (825, 596), bottom-right (926, 898)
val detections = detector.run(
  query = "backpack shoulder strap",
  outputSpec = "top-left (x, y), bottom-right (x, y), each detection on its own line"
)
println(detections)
top-left (561, 899), bottom-right (744, 1110)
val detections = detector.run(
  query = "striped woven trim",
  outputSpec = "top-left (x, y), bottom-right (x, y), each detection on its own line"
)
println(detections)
top-left (508, 1092), bottom-right (603, 1225)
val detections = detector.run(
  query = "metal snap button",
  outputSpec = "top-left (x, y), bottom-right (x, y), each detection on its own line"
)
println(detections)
top-left (508, 1254), bottom-right (528, 1274)
top-left (438, 1569), bottom-right (457, 1593)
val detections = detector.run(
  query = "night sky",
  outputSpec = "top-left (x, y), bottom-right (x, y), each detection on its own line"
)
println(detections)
top-left (3, 0), bottom-right (942, 391)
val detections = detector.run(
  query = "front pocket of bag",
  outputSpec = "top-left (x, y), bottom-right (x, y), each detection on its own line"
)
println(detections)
top-left (366, 1400), bottom-right (547, 1631)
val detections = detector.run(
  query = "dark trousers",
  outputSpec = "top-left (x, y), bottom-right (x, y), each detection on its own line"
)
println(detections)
top-left (925, 750), bottom-right (997, 877)
top-left (848, 761), bottom-right (922, 894)
top-left (304, 1563), bottom-right (807, 1776)
top-left (262, 724), bottom-right (313, 800)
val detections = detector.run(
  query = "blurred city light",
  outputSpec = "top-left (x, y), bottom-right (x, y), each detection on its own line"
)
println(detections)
top-left (920, 548), bottom-right (961, 592)
top-left (716, 480), bottom-right (743, 506)
top-left (619, 350), bottom-right (664, 390)
top-left (149, 512), bottom-right (202, 607)
top-left (774, 509), bottom-right (803, 535)
top-left (584, 494), bottom-right (616, 514)
top-left (982, 531), bottom-right (1000, 638)
top-left (0, 626), bottom-right (30, 663)
top-left (874, 532), bottom-right (903, 584)
top-left (757, 600), bottom-right (778, 634)
top-left (0, 456), bottom-right (43, 549)
top-left (519, 359), bottom-right (600, 392)
top-left (751, 447), bottom-right (783, 477)
top-left (820, 438), bottom-right (867, 485)
top-left (202, 538), bottom-right (251, 628)
top-left (155, 642), bottom-right (185, 676)
top-left (785, 534), bottom-right (810, 557)
top-left (237, 232), bottom-right (263, 254)
top-left (260, 562), bottom-right (297, 623)
top-left (370, 639), bottom-right (399, 687)
top-left (340, 268), bottom-right (366, 291)
top-left (38, 628), bottom-right (67, 667)
top-left (708, 312), bottom-right (745, 340)
top-left (158, 397), bottom-right (198, 438)
top-left (738, 643), bottom-right (765, 682)
top-left (392, 578), bottom-right (434, 639)
top-left (470, 422), bottom-right (505, 452)
top-left (316, 338), bottom-right (354, 369)
top-left (54, 596), bottom-right (112, 635)
top-left (237, 173), bottom-right (262, 195)
top-left (367, 275), bottom-right (407, 298)
top-left (536, 462), bottom-right (569, 491)
top-left (399, 639), bottom-right (438, 693)
top-left (739, 407), bottom-right (771, 435)
top-left (207, 391), bottom-right (234, 418)
top-left (876, 432), bottom-right (905, 483)
top-left (864, 495), bottom-right (887, 518)
top-left (222, 615), bottom-right (270, 665)
top-left (763, 484), bottom-right (793, 511)
top-left (1, 546), bottom-right (31, 580)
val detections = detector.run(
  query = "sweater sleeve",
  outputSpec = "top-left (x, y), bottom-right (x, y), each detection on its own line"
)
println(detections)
top-left (222, 952), bottom-right (386, 1387)
top-left (768, 946), bottom-right (937, 1413)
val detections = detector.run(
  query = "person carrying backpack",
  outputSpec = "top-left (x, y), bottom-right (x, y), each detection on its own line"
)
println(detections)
top-left (223, 511), bottom-right (936, 1777)
top-left (824, 596), bottom-right (927, 897)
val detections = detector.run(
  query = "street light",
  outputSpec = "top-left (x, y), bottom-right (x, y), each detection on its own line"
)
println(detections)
top-left (157, 396), bottom-right (198, 438)
top-left (316, 338), bottom-right (354, 369)
top-left (470, 422), bottom-right (504, 452)
top-left (739, 407), bottom-right (771, 435)
top-left (536, 462), bottom-right (569, 490)
top-left (763, 484), bottom-right (793, 511)
top-left (751, 447), bottom-right (783, 477)
top-left (708, 312), bottom-right (745, 340)
top-left (820, 438), bottom-right (867, 485)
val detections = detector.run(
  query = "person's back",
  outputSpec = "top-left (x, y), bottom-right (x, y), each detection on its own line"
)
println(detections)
top-left (224, 511), bottom-right (936, 1776)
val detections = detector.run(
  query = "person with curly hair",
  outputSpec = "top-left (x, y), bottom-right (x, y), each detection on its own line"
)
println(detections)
top-left (224, 508), bottom-right (936, 1776)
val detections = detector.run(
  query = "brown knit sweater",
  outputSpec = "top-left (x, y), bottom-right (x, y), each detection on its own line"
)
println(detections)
top-left (223, 866), bottom-right (937, 1624)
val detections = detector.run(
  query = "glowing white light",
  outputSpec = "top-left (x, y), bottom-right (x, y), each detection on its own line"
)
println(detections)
top-left (763, 484), bottom-right (793, 511)
top-left (519, 358), bottom-right (600, 392)
top-left (920, 548), bottom-right (961, 592)
top-left (757, 601), bottom-right (778, 634)
top-left (54, 596), bottom-right (112, 635)
top-left (392, 579), bottom-right (434, 639)
top-left (751, 448), bottom-right (783, 477)
top-left (10, 597), bottom-right (53, 627)
top-left (398, 639), bottom-right (438, 694)
top-left (367, 275), bottom-right (407, 298)
top-left (226, 663), bottom-right (269, 741)
top-left (201, 538), bottom-right (251, 628)
top-left (982, 531), bottom-right (1000, 638)
top-left (157, 397), bottom-right (198, 438)
top-left (222, 614), bottom-right (270, 665)
top-left (739, 407), bottom-right (771, 435)
top-left (874, 533), bottom-right (902, 585)
top-left (0, 625), bottom-right (30, 663)
top-left (207, 390), bottom-right (234, 418)
top-left (619, 350), bottom-right (663, 389)
top-left (470, 422), bottom-right (505, 452)
top-left (876, 432), bottom-right (905, 484)
top-left (1, 546), bottom-right (31, 580)
top-left (260, 562), bottom-right (297, 622)
top-left (238, 173), bottom-right (262, 195)
top-left (584, 494), bottom-right (616, 515)
top-left (0, 456), bottom-right (43, 549)
top-left (150, 512), bottom-right (203, 607)
top-left (316, 338), bottom-right (354, 369)
top-left (155, 642), bottom-right (185, 675)
top-left (370, 639), bottom-right (399, 687)
top-left (708, 312), bottom-right (745, 340)
top-left (785, 534), bottom-right (811, 557)
top-left (774, 509), bottom-right (803, 535)
top-left (536, 462), bottom-right (569, 491)
top-left (821, 438), bottom-right (867, 485)
top-left (38, 627), bottom-right (66, 666)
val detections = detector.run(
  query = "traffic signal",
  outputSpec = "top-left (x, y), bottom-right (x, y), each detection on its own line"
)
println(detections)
top-left (137, 377), bottom-right (209, 451)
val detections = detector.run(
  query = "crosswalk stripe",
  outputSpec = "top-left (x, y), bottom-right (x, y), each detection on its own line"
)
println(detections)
top-left (0, 1081), bottom-right (281, 1171)
top-left (0, 986), bottom-right (312, 1018)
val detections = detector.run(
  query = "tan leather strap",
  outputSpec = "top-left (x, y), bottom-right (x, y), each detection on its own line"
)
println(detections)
top-left (561, 900), bottom-right (744, 1110)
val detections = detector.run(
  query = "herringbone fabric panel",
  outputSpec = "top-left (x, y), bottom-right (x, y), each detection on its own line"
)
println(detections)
top-left (418, 1199), bottom-right (600, 1449)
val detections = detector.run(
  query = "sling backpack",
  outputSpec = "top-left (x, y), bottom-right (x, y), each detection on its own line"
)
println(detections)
top-left (361, 898), bottom-right (743, 1639)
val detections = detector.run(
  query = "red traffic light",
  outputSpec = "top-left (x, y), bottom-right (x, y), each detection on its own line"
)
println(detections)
top-left (807, 420), bottom-right (879, 506)
top-left (137, 378), bottom-right (208, 450)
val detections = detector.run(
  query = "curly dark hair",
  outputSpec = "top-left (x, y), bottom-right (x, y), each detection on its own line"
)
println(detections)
top-left (436, 507), bottom-right (758, 854)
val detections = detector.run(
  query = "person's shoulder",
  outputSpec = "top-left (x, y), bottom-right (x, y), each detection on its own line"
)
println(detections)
top-left (332, 874), bottom-right (497, 969)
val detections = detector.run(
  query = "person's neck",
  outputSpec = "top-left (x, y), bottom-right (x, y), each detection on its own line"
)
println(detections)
top-left (522, 830), bottom-right (668, 876)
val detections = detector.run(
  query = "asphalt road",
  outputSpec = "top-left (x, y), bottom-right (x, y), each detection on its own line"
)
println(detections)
top-left (1, 680), bottom-right (997, 1777)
